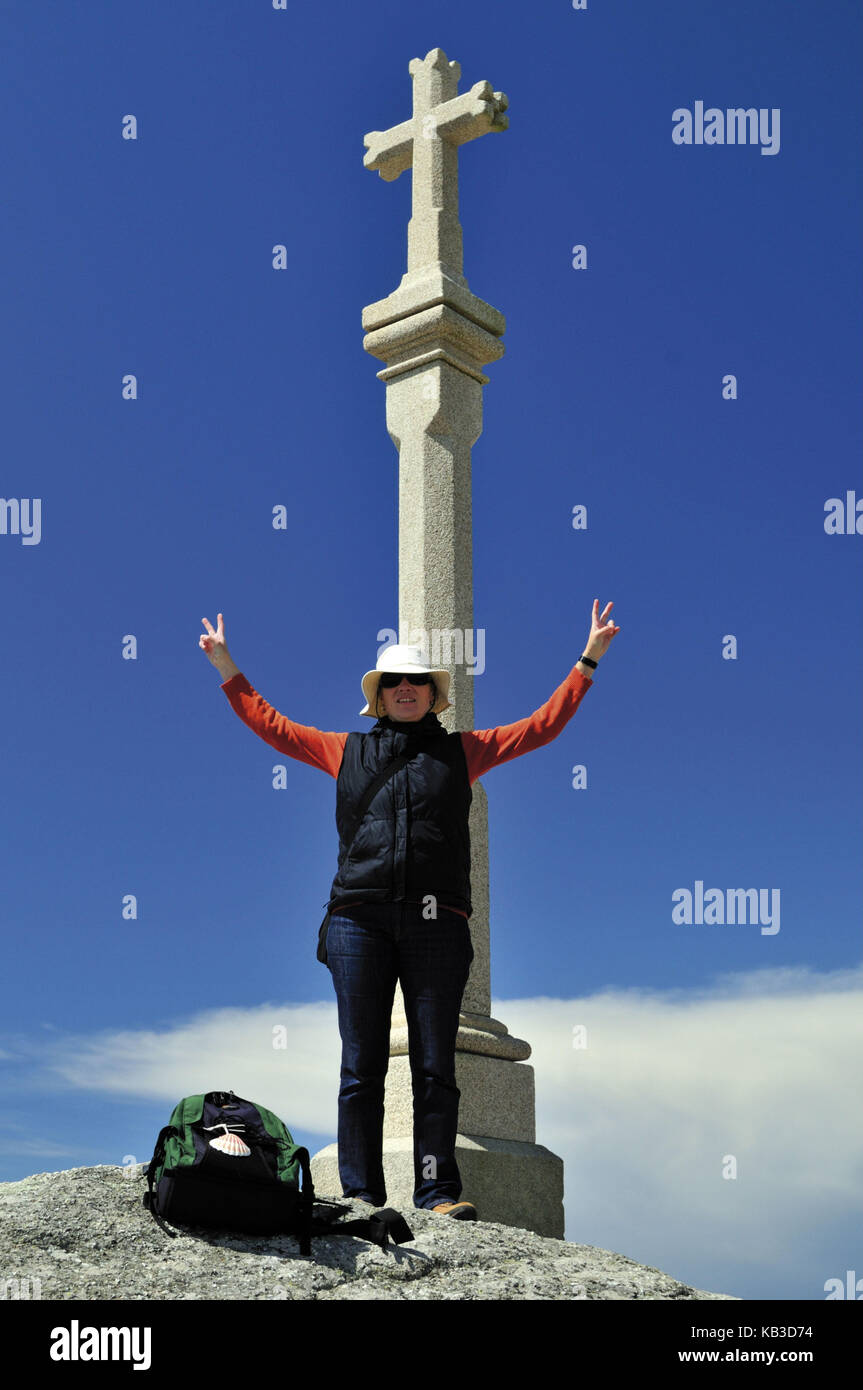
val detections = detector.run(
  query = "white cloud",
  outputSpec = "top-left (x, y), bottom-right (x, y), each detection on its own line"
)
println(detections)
top-left (33, 1002), bottom-right (342, 1134)
top-left (501, 963), bottom-right (863, 1290)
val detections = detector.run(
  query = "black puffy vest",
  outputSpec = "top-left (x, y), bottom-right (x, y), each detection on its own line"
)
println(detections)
top-left (326, 710), bottom-right (473, 917)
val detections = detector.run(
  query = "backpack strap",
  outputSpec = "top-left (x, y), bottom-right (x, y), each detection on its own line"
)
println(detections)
top-left (142, 1125), bottom-right (179, 1238)
top-left (308, 1207), bottom-right (414, 1248)
top-left (287, 1152), bottom-right (413, 1251)
top-left (293, 1146), bottom-right (314, 1255)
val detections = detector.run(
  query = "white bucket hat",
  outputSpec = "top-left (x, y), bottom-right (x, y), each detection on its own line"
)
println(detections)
top-left (359, 643), bottom-right (452, 718)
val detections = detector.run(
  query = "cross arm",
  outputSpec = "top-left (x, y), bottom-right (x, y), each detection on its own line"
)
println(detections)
top-left (433, 81), bottom-right (509, 145)
top-left (363, 118), bottom-right (414, 181)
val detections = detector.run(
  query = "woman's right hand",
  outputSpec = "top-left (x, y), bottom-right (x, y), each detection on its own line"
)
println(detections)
top-left (199, 613), bottom-right (234, 673)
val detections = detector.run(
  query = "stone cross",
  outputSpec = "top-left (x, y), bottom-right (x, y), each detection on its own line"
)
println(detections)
top-left (310, 49), bottom-right (564, 1238)
top-left (363, 52), bottom-right (508, 285)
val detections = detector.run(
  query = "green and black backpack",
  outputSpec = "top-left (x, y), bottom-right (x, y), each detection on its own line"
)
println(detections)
top-left (143, 1089), bottom-right (413, 1254)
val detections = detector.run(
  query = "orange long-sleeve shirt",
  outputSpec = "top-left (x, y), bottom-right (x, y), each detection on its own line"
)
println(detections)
top-left (220, 665), bottom-right (593, 917)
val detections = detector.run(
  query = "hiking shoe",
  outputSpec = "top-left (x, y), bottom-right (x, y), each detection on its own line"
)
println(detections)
top-left (431, 1201), bottom-right (478, 1220)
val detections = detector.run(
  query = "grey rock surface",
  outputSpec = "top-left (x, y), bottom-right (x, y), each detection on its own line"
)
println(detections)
top-left (0, 1166), bottom-right (739, 1301)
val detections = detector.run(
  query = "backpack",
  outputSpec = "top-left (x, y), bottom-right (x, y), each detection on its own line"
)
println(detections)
top-left (142, 1089), bottom-right (413, 1254)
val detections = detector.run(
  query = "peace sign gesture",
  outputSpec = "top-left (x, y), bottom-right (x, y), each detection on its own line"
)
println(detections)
top-left (199, 613), bottom-right (238, 680)
top-left (584, 599), bottom-right (621, 662)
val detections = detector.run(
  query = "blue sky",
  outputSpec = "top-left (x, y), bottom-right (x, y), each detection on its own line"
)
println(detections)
top-left (1, 0), bottom-right (860, 1302)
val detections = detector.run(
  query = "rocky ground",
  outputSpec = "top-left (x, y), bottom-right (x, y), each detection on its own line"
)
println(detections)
top-left (0, 1165), bottom-right (739, 1301)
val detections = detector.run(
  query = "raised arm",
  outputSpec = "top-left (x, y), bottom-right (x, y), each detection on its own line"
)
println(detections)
top-left (460, 599), bottom-right (619, 783)
top-left (200, 613), bottom-right (347, 777)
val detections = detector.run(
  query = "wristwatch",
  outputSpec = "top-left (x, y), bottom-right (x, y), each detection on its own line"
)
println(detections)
top-left (579, 654), bottom-right (598, 669)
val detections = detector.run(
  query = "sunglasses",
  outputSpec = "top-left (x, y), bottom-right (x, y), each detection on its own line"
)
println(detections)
top-left (379, 672), bottom-right (433, 688)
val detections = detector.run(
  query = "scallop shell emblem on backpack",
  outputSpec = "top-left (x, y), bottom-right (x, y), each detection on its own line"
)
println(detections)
top-left (207, 1127), bottom-right (251, 1156)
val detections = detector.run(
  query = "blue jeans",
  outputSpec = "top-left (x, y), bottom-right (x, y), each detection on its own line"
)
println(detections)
top-left (325, 899), bottom-right (474, 1210)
